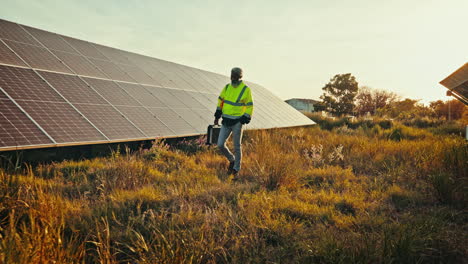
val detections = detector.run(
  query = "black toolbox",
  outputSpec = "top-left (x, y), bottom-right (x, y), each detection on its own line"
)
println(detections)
top-left (206, 125), bottom-right (221, 145)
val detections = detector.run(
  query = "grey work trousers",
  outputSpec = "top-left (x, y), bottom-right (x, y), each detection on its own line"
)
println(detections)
top-left (217, 122), bottom-right (243, 171)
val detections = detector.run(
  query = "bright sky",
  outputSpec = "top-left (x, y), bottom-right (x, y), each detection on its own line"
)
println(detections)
top-left (1, 0), bottom-right (467, 104)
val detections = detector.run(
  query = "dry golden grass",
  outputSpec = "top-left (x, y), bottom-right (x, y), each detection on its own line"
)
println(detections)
top-left (0, 124), bottom-right (467, 263)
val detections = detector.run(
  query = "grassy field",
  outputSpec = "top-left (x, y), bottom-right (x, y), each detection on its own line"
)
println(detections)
top-left (1, 121), bottom-right (467, 263)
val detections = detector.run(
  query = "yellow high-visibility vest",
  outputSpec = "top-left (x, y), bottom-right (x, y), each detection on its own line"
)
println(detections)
top-left (217, 81), bottom-right (254, 119)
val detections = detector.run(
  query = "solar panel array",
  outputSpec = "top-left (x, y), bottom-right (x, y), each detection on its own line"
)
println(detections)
top-left (440, 62), bottom-right (468, 104)
top-left (0, 19), bottom-right (314, 151)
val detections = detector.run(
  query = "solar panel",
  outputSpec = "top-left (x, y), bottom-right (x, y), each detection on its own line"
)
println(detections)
top-left (194, 69), bottom-right (223, 92)
top-left (142, 66), bottom-right (175, 88)
top-left (87, 58), bottom-right (135, 82)
top-left (0, 98), bottom-right (52, 148)
top-left (93, 44), bottom-right (132, 65)
top-left (0, 40), bottom-right (27, 67)
top-left (182, 67), bottom-right (217, 93)
top-left (191, 108), bottom-right (215, 125)
top-left (0, 65), bottom-right (64, 102)
top-left (167, 89), bottom-right (205, 109)
top-left (173, 108), bottom-right (206, 133)
top-left (147, 107), bottom-right (196, 135)
top-left (0, 18), bottom-right (314, 151)
top-left (453, 81), bottom-right (468, 99)
top-left (74, 103), bottom-right (145, 140)
top-left (83, 77), bottom-right (140, 106)
top-left (118, 83), bottom-right (167, 107)
top-left (62, 36), bottom-right (108, 60)
top-left (136, 58), bottom-right (178, 88)
top-left (144, 86), bottom-right (187, 109)
top-left (440, 63), bottom-right (468, 104)
top-left (187, 91), bottom-right (213, 109)
top-left (155, 60), bottom-right (193, 90)
top-left (22, 25), bottom-right (78, 54)
top-left (18, 100), bottom-right (106, 143)
top-left (168, 63), bottom-right (201, 91)
top-left (116, 106), bottom-right (174, 137)
top-left (38, 71), bottom-right (108, 104)
top-left (0, 20), bottom-right (40, 46)
top-left (204, 93), bottom-right (220, 106)
top-left (4, 40), bottom-right (73, 73)
top-left (116, 63), bottom-right (161, 86)
top-left (440, 63), bottom-right (468, 89)
top-left (51, 50), bottom-right (108, 78)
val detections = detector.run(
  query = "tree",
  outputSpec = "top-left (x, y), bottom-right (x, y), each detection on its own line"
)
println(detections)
top-left (355, 86), bottom-right (398, 116)
top-left (430, 99), bottom-right (466, 120)
top-left (313, 101), bottom-right (327, 112)
top-left (379, 98), bottom-right (431, 119)
top-left (320, 73), bottom-right (358, 116)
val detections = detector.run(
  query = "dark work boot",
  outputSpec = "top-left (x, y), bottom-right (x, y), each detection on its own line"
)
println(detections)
top-left (232, 169), bottom-right (240, 181)
top-left (227, 161), bottom-right (235, 174)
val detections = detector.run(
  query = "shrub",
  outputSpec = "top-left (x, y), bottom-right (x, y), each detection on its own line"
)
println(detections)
top-left (172, 136), bottom-right (208, 155)
top-left (141, 139), bottom-right (170, 161)
top-left (429, 122), bottom-right (465, 137)
top-left (384, 125), bottom-right (430, 141)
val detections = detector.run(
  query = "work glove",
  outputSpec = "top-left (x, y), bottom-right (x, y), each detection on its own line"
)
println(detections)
top-left (240, 115), bottom-right (251, 124)
top-left (214, 109), bottom-right (222, 119)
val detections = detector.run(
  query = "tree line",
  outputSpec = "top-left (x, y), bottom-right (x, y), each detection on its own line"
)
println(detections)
top-left (317, 73), bottom-right (467, 121)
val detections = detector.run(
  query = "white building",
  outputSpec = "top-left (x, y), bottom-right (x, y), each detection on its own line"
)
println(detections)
top-left (285, 98), bottom-right (319, 113)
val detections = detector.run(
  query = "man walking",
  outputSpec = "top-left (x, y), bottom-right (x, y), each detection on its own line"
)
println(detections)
top-left (214, 67), bottom-right (254, 177)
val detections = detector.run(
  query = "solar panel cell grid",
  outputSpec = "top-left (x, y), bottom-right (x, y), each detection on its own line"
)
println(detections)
top-left (0, 19), bottom-right (41, 46)
top-left (52, 50), bottom-right (107, 78)
top-left (188, 91), bottom-right (213, 109)
top-left (116, 106), bottom-right (174, 137)
top-left (173, 108), bottom-right (206, 133)
top-left (183, 67), bottom-right (217, 93)
top-left (75, 103), bottom-right (145, 140)
top-left (210, 73), bottom-right (230, 87)
top-left (38, 71), bottom-right (108, 104)
top-left (147, 107), bottom-right (196, 135)
top-left (118, 83), bottom-right (166, 107)
top-left (247, 107), bottom-right (268, 128)
top-left (145, 65), bottom-right (177, 88)
top-left (0, 89), bottom-right (8, 99)
top-left (93, 44), bottom-right (132, 65)
top-left (168, 89), bottom-right (204, 109)
top-left (155, 61), bottom-right (193, 90)
top-left (124, 53), bottom-right (151, 69)
top-left (185, 68), bottom-right (214, 93)
top-left (0, 40), bottom-right (27, 67)
top-left (62, 36), bottom-right (108, 60)
top-left (84, 78), bottom-right (140, 106)
top-left (145, 87), bottom-right (187, 109)
top-left (198, 70), bottom-right (226, 91)
top-left (204, 93), bottom-right (219, 106)
top-left (116, 63), bottom-right (161, 86)
top-left (453, 81), bottom-right (468, 97)
top-left (0, 99), bottom-right (52, 148)
top-left (168, 64), bottom-right (201, 91)
top-left (250, 104), bottom-right (274, 128)
top-left (144, 59), bottom-right (180, 88)
top-left (17, 100), bottom-right (106, 143)
top-left (22, 26), bottom-right (78, 54)
top-left (5, 40), bottom-right (73, 74)
top-left (440, 63), bottom-right (468, 89)
top-left (0, 65), bottom-right (64, 102)
top-left (88, 58), bottom-right (135, 82)
top-left (191, 108), bottom-right (214, 125)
